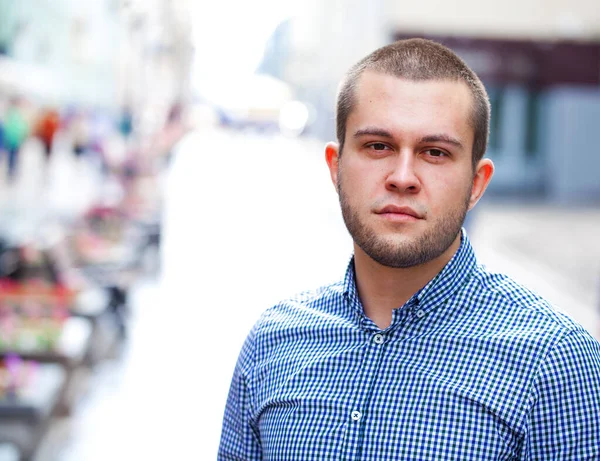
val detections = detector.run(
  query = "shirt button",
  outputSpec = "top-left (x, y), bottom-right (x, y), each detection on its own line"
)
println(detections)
top-left (351, 410), bottom-right (362, 421)
top-left (416, 310), bottom-right (425, 318)
top-left (373, 333), bottom-right (385, 344)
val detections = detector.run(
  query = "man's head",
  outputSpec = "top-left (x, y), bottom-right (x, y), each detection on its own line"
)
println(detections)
top-left (336, 38), bottom-right (490, 170)
top-left (325, 38), bottom-right (494, 269)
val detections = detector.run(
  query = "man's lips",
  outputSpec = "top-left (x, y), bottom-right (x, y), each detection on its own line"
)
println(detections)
top-left (375, 205), bottom-right (423, 220)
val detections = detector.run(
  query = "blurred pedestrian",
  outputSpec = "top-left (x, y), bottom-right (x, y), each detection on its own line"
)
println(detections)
top-left (118, 105), bottom-right (134, 142)
top-left (3, 97), bottom-right (29, 181)
top-left (219, 39), bottom-right (600, 460)
top-left (86, 107), bottom-right (115, 174)
top-left (34, 107), bottom-right (60, 162)
top-left (71, 110), bottom-right (90, 159)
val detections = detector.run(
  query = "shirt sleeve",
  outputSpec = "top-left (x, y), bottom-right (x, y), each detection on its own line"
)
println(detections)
top-left (524, 328), bottom-right (600, 460)
top-left (218, 327), bottom-right (262, 461)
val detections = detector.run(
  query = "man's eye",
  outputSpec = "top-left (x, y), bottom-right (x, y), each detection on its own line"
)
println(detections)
top-left (369, 143), bottom-right (389, 151)
top-left (424, 149), bottom-right (446, 157)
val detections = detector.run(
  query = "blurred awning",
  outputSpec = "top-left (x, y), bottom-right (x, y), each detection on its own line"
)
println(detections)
top-left (0, 56), bottom-right (63, 101)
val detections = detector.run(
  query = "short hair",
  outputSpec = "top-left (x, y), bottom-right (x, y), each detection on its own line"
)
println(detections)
top-left (336, 38), bottom-right (490, 168)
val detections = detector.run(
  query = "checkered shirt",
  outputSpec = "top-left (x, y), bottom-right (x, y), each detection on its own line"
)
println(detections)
top-left (219, 231), bottom-right (600, 460)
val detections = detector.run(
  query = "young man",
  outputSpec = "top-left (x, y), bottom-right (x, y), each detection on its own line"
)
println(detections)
top-left (219, 39), bottom-right (600, 460)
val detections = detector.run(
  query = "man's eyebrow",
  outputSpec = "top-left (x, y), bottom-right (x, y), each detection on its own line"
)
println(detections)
top-left (353, 128), bottom-right (394, 139)
top-left (420, 134), bottom-right (464, 149)
top-left (353, 129), bottom-right (464, 149)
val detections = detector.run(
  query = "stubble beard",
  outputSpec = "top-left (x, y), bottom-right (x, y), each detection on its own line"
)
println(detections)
top-left (337, 176), bottom-right (471, 269)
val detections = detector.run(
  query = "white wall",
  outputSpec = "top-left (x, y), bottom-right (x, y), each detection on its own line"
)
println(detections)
top-left (384, 0), bottom-right (600, 40)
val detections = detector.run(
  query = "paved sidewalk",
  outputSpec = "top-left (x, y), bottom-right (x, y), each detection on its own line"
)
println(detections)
top-left (469, 202), bottom-right (600, 339)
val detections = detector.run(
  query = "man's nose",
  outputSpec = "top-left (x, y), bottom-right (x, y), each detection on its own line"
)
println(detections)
top-left (385, 153), bottom-right (421, 193)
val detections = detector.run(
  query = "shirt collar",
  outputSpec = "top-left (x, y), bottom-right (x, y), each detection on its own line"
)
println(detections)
top-left (343, 228), bottom-right (477, 317)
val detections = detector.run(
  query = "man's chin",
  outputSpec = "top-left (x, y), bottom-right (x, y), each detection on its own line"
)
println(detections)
top-left (359, 237), bottom-right (417, 261)
top-left (374, 232), bottom-right (418, 249)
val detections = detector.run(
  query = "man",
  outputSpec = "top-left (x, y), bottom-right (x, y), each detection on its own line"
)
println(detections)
top-left (219, 39), bottom-right (600, 460)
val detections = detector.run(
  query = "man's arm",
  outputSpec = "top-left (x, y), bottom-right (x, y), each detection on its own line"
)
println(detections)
top-left (218, 331), bottom-right (262, 461)
top-left (524, 328), bottom-right (600, 459)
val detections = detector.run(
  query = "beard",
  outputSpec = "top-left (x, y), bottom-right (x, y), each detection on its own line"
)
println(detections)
top-left (338, 176), bottom-right (471, 269)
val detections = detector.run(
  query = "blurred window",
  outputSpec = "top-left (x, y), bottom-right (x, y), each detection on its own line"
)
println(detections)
top-left (488, 87), bottom-right (503, 154)
top-left (524, 90), bottom-right (540, 158)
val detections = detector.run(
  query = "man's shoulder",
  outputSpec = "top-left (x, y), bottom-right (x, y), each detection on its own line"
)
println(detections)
top-left (252, 280), bottom-right (348, 336)
top-left (470, 264), bottom-right (588, 336)
top-left (265, 280), bottom-right (346, 318)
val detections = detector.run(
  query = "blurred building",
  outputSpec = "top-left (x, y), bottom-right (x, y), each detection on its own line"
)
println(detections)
top-left (118, 0), bottom-right (193, 138)
top-left (0, 0), bottom-right (119, 106)
top-left (0, 0), bottom-right (193, 133)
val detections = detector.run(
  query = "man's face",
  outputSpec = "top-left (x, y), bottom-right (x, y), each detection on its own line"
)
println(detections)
top-left (328, 72), bottom-right (482, 268)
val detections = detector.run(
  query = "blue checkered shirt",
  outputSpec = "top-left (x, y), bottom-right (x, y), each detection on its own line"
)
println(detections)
top-left (219, 232), bottom-right (600, 460)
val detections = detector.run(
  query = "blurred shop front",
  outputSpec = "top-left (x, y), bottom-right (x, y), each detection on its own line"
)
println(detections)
top-left (0, 1), bottom-right (192, 459)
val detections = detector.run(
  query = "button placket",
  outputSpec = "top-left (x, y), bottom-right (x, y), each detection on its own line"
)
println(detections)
top-left (345, 327), bottom-right (386, 458)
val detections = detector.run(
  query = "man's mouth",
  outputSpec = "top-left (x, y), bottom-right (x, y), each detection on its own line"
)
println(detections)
top-left (376, 205), bottom-right (423, 220)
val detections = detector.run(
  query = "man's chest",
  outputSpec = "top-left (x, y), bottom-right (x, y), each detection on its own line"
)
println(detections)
top-left (251, 337), bottom-right (526, 460)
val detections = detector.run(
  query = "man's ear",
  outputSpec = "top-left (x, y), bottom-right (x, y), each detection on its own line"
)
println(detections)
top-left (468, 158), bottom-right (494, 210)
top-left (325, 142), bottom-right (340, 191)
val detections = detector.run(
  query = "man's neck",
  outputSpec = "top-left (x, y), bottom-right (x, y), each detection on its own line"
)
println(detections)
top-left (353, 235), bottom-right (461, 330)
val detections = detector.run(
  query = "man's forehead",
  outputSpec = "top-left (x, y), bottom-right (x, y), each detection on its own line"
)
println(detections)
top-left (355, 70), bottom-right (472, 98)
top-left (353, 72), bottom-right (474, 118)
top-left (347, 72), bottom-right (475, 149)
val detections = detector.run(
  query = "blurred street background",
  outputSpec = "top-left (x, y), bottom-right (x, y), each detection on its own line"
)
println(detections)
top-left (0, 0), bottom-right (598, 459)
